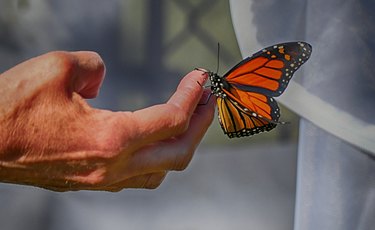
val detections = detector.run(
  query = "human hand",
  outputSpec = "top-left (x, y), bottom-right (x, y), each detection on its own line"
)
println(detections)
top-left (0, 51), bottom-right (215, 192)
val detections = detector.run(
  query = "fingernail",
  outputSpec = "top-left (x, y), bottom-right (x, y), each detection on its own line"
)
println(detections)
top-left (194, 69), bottom-right (209, 85)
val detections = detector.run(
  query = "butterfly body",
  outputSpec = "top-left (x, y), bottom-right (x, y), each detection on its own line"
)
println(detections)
top-left (205, 41), bottom-right (312, 138)
top-left (209, 73), bottom-right (230, 98)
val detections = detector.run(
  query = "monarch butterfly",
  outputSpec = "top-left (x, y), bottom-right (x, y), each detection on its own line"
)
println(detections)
top-left (198, 41), bottom-right (312, 138)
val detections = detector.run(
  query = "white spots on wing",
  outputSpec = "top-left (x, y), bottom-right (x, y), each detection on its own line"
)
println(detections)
top-left (226, 122), bottom-right (276, 138)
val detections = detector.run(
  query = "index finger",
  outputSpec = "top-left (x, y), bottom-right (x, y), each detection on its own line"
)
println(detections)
top-left (130, 70), bottom-right (209, 144)
top-left (167, 69), bottom-right (208, 114)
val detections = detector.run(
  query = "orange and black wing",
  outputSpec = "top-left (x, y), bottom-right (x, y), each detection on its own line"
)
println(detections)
top-left (224, 41), bottom-right (312, 97)
top-left (217, 42), bottom-right (311, 137)
top-left (217, 93), bottom-right (278, 138)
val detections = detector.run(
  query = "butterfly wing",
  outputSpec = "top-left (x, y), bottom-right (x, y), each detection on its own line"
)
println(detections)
top-left (217, 93), bottom-right (278, 138)
top-left (216, 41), bottom-right (311, 137)
top-left (224, 41), bottom-right (312, 97)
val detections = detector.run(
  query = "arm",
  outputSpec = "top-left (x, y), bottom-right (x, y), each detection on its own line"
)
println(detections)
top-left (0, 51), bottom-right (215, 192)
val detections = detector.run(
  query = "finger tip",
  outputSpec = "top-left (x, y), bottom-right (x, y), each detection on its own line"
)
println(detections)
top-left (168, 69), bottom-right (211, 113)
top-left (191, 68), bottom-right (209, 85)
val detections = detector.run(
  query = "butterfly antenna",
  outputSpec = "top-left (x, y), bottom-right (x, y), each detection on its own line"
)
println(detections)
top-left (216, 42), bottom-right (220, 74)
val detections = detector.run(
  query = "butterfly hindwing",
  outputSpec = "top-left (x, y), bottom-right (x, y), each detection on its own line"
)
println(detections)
top-left (223, 87), bottom-right (280, 121)
top-left (217, 94), bottom-right (277, 138)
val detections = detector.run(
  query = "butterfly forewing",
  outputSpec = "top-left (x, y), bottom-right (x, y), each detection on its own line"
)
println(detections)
top-left (224, 42), bottom-right (312, 97)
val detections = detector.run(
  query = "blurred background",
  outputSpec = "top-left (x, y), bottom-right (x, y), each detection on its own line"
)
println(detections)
top-left (0, 0), bottom-right (300, 229)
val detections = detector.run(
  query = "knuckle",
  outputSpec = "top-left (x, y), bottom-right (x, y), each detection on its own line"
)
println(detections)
top-left (105, 187), bottom-right (124, 192)
top-left (43, 51), bottom-right (76, 77)
top-left (82, 51), bottom-right (105, 72)
top-left (144, 172), bottom-right (166, 189)
top-left (85, 175), bottom-right (106, 187)
top-left (173, 149), bottom-right (194, 171)
top-left (42, 51), bottom-right (105, 79)
top-left (145, 181), bottom-right (162, 189)
top-left (82, 144), bottom-right (121, 162)
top-left (170, 107), bottom-right (190, 134)
top-left (173, 161), bottom-right (189, 171)
top-left (44, 51), bottom-right (72, 66)
top-left (73, 167), bottom-right (109, 188)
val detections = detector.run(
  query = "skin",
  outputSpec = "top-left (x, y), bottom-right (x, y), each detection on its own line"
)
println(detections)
top-left (0, 51), bottom-right (215, 192)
